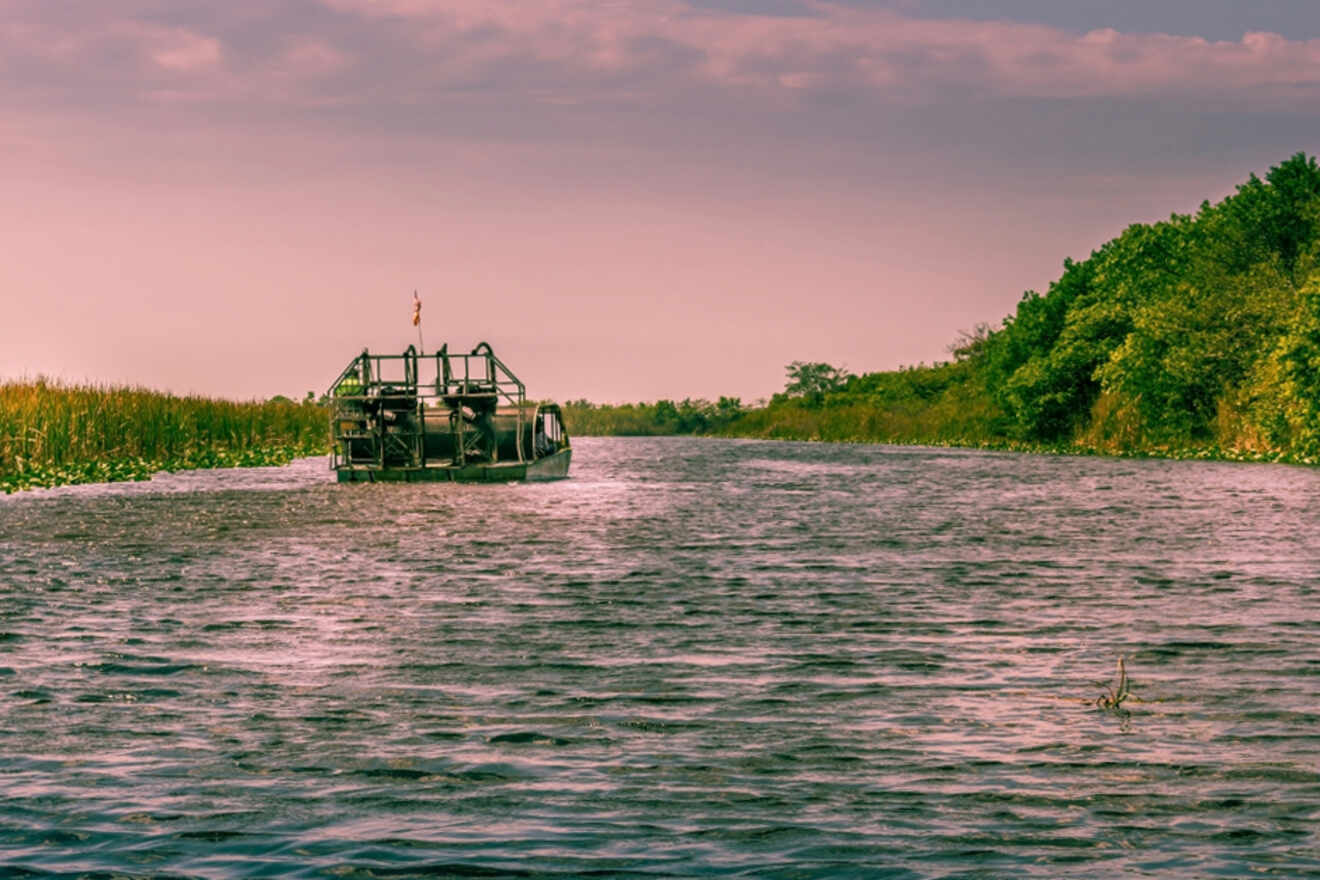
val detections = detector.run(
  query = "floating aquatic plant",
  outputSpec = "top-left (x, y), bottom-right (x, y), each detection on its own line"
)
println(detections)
top-left (1095, 656), bottom-right (1133, 710)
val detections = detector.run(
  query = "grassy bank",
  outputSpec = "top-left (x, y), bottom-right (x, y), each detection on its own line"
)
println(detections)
top-left (0, 379), bottom-right (329, 493)
top-left (718, 398), bottom-right (1319, 466)
top-left (563, 390), bottom-right (1318, 466)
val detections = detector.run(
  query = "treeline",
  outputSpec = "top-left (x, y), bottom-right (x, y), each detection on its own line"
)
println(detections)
top-left (0, 379), bottom-right (329, 492)
top-left (728, 359), bottom-right (999, 447)
top-left (962, 151), bottom-right (1320, 456)
top-left (572, 154), bottom-right (1320, 463)
top-left (562, 397), bottom-right (744, 435)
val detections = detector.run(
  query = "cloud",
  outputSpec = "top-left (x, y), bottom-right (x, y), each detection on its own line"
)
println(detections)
top-left (131, 23), bottom-right (223, 72)
top-left (311, 0), bottom-right (1320, 106)
top-left (4, 0), bottom-right (1320, 119)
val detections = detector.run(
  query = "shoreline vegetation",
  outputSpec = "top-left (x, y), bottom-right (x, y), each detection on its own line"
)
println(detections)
top-left (568, 154), bottom-right (1320, 468)
top-left (8, 154), bottom-right (1320, 493)
top-left (0, 380), bottom-right (328, 494)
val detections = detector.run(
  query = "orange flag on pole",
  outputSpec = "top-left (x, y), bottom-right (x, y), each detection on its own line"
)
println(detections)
top-left (412, 290), bottom-right (421, 326)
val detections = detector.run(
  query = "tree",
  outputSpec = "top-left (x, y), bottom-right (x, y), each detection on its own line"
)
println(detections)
top-left (715, 396), bottom-right (743, 424)
top-left (1209, 153), bottom-right (1320, 282)
top-left (949, 322), bottom-right (994, 362)
top-left (784, 361), bottom-right (853, 406)
top-left (654, 399), bottom-right (680, 428)
top-left (992, 218), bottom-right (1194, 440)
top-left (1278, 273), bottom-right (1320, 454)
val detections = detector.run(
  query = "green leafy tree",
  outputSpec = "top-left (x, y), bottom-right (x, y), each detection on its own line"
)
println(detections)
top-left (949, 323), bottom-right (994, 362)
top-left (980, 259), bottom-right (1094, 436)
top-left (714, 396), bottom-right (743, 426)
top-left (654, 399), bottom-right (680, 428)
top-left (676, 399), bottom-right (712, 433)
top-left (1217, 152), bottom-right (1320, 281)
top-left (784, 361), bottom-right (853, 406)
top-left (1278, 273), bottom-right (1320, 454)
top-left (1098, 257), bottom-right (1295, 441)
top-left (994, 220), bottom-right (1190, 440)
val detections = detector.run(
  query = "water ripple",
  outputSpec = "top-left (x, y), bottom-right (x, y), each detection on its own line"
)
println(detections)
top-left (1, 439), bottom-right (1319, 876)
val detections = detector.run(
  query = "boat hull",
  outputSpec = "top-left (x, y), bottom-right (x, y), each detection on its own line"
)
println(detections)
top-left (335, 448), bottom-right (571, 484)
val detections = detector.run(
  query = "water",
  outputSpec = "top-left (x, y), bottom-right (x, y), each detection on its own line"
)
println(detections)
top-left (2, 437), bottom-right (1319, 878)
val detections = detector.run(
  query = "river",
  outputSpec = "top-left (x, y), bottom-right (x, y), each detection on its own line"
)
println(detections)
top-left (2, 436), bottom-right (1318, 877)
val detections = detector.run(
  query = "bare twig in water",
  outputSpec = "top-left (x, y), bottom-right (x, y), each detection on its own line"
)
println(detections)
top-left (1095, 656), bottom-right (1132, 710)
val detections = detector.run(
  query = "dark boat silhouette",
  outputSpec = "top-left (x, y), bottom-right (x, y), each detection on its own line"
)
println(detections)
top-left (327, 342), bottom-right (570, 483)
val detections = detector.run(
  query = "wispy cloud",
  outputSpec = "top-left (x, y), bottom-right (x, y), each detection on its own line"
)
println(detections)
top-left (4, 0), bottom-right (1320, 118)
top-left (297, 0), bottom-right (1320, 107)
top-left (134, 24), bottom-right (223, 72)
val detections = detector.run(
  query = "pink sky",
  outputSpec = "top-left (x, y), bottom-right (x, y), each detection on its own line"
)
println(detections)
top-left (4, 0), bottom-right (1319, 403)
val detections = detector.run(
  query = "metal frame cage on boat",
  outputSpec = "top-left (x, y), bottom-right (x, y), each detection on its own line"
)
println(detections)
top-left (327, 342), bottom-right (571, 483)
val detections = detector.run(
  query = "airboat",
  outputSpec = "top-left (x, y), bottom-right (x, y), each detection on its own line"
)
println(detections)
top-left (327, 342), bottom-right (570, 483)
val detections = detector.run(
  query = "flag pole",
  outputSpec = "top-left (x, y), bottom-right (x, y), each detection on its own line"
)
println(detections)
top-left (412, 290), bottom-right (424, 353)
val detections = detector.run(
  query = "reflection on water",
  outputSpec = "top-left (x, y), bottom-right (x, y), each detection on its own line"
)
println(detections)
top-left (2, 438), bottom-right (1319, 877)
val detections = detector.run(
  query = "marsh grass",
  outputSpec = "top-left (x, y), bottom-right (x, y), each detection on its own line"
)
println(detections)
top-left (0, 378), bottom-right (329, 492)
top-left (562, 402), bottom-right (681, 436)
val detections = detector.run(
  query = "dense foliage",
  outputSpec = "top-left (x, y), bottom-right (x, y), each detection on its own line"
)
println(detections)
top-left (724, 154), bottom-right (1320, 461)
top-left (0, 380), bottom-right (329, 492)
top-left (567, 155), bottom-right (1320, 463)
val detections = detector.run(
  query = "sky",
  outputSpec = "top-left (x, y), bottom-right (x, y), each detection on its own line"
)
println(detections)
top-left (4, 1), bottom-right (1320, 403)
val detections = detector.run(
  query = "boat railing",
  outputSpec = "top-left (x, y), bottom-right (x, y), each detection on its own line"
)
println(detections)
top-left (328, 342), bottom-right (529, 470)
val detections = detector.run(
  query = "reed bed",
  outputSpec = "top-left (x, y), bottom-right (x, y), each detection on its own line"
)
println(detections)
top-left (562, 402), bottom-right (685, 436)
top-left (0, 379), bottom-right (330, 492)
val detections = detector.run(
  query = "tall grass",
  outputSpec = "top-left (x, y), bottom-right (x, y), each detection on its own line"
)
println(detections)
top-left (561, 402), bottom-right (673, 435)
top-left (1, 378), bottom-right (329, 492)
